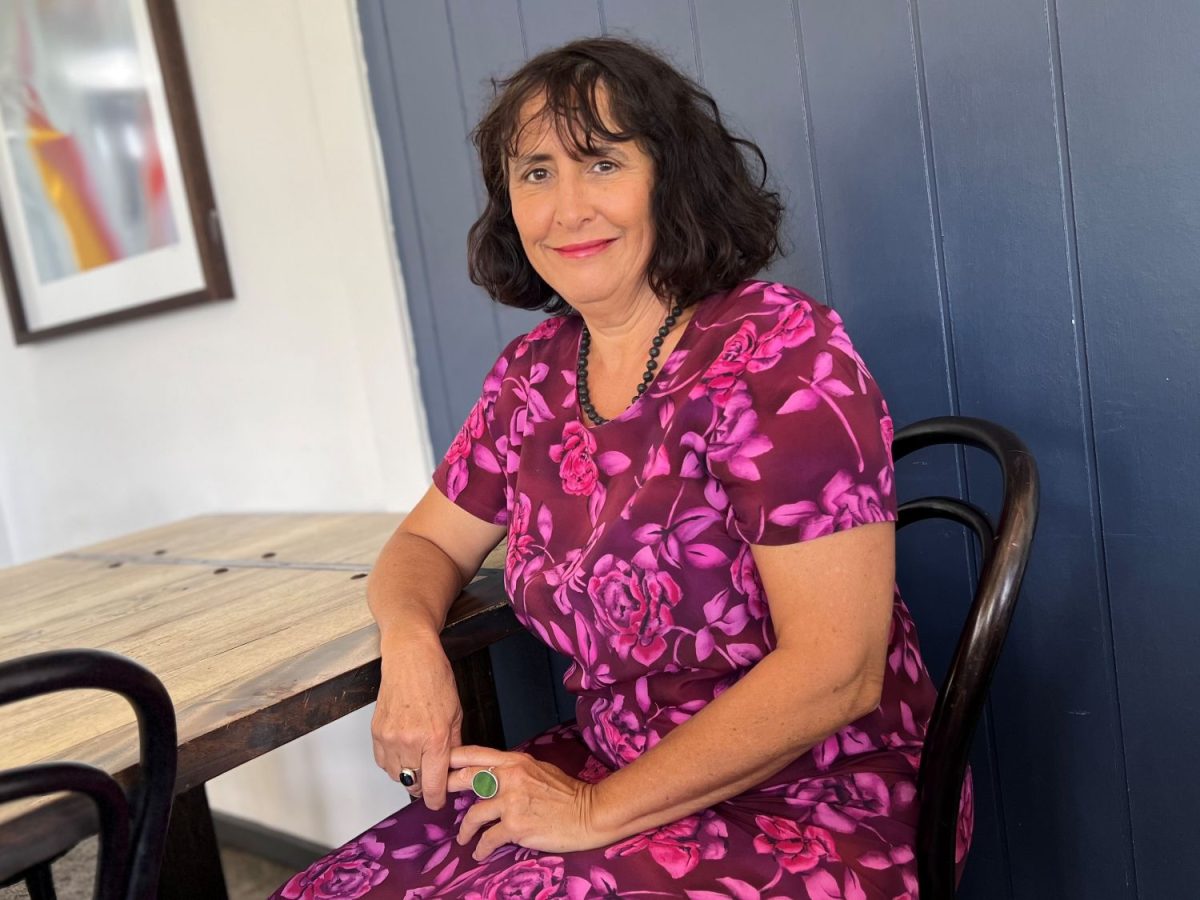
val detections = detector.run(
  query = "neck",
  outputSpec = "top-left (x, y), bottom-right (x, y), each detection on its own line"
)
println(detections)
top-left (578, 287), bottom-right (683, 368)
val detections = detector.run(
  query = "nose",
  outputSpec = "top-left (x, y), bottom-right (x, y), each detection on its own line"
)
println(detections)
top-left (554, 171), bottom-right (594, 230)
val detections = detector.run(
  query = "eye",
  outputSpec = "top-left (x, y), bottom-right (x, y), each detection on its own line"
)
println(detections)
top-left (592, 159), bottom-right (619, 174)
top-left (523, 167), bottom-right (551, 183)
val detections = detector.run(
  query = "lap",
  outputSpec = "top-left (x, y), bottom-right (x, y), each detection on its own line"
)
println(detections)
top-left (270, 723), bottom-right (922, 899)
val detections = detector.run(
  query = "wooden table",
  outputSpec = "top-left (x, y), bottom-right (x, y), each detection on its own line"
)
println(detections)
top-left (0, 513), bottom-right (521, 896)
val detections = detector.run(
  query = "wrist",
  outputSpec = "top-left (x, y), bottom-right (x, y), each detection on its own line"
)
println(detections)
top-left (378, 618), bottom-right (445, 655)
top-left (584, 777), bottom-right (628, 847)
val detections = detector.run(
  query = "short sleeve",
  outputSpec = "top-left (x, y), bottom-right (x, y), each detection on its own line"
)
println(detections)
top-left (704, 295), bottom-right (896, 546)
top-left (432, 336), bottom-right (525, 527)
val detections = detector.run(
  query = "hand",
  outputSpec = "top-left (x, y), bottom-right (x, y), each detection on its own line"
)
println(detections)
top-left (449, 746), bottom-right (605, 861)
top-left (371, 630), bottom-right (462, 810)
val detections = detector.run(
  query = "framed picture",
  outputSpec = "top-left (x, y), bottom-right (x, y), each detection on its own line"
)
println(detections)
top-left (0, 0), bottom-right (232, 344)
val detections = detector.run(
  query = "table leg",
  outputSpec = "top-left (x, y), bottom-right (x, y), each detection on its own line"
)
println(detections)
top-left (453, 648), bottom-right (507, 748)
top-left (159, 783), bottom-right (230, 900)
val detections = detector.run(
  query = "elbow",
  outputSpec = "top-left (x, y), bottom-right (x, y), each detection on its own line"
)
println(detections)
top-left (846, 670), bottom-right (884, 723)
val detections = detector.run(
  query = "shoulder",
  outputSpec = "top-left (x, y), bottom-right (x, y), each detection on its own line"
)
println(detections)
top-left (510, 314), bottom-right (578, 360)
top-left (687, 281), bottom-right (866, 401)
top-left (703, 280), bottom-right (843, 343)
top-left (483, 313), bottom-right (578, 397)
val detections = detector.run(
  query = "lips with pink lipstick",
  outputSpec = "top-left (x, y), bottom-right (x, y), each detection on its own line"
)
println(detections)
top-left (551, 237), bottom-right (618, 259)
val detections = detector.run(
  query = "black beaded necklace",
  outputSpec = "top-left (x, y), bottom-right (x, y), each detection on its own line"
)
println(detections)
top-left (577, 302), bottom-right (684, 426)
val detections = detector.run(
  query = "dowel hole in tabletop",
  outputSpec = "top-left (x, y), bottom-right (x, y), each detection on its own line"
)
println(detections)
top-left (154, 549), bottom-right (167, 556)
top-left (262, 552), bottom-right (276, 559)
top-left (351, 573), bottom-right (367, 580)
top-left (213, 567), bottom-right (229, 575)
top-left (108, 562), bottom-right (122, 569)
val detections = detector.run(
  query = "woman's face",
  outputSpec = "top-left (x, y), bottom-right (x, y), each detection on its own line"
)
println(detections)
top-left (506, 95), bottom-right (656, 313)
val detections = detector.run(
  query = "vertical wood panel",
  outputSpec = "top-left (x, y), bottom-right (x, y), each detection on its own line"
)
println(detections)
top-left (792, 3), bottom-right (1012, 894)
top-left (374, 0), bottom-right (509, 453)
top-left (916, 1), bottom-right (1136, 896)
top-left (692, 0), bottom-right (825, 297)
top-left (518, 0), bottom-right (602, 55)
top-left (358, 0), bottom-right (455, 448)
top-left (1055, 1), bottom-right (1200, 895)
top-left (445, 0), bottom-right (547, 346)
top-left (600, 0), bottom-right (699, 80)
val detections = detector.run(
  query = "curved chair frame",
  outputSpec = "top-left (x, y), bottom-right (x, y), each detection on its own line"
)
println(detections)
top-left (0, 649), bottom-right (177, 900)
top-left (892, 416), bottom-right (1039, 898)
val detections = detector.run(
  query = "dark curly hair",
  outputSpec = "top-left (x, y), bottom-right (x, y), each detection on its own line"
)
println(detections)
top-left (467, 37), bottom-right (783, 315)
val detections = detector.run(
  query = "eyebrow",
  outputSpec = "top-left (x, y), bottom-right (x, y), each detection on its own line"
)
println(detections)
top-left (509, 143), bottom-right (629, 169)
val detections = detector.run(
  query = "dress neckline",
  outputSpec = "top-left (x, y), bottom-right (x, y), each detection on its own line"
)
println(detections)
top-left (571, 291), bottom-right (714, 430)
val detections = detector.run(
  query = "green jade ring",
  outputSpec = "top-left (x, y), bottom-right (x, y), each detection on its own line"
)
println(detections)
top-left (472, 767), bottom-right (499, 799)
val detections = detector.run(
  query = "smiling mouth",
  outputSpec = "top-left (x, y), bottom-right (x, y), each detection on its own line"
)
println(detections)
top-left (552, 238), bottom-right (617, 258)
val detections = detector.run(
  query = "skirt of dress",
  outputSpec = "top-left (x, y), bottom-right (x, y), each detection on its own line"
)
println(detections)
top-left (268, 721), bottom-right (964, 900)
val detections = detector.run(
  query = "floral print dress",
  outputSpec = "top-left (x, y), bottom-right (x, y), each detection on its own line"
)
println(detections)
top-left (272, 281), bottom-right (972, 900)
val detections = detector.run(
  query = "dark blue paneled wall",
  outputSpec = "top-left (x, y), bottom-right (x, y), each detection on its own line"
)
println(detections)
top-left (358, 2), bottom-right (1200, 896)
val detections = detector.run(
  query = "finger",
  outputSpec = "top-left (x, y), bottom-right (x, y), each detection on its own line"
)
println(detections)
top-left (457, 797), bottom-right (501, 847)
top-left (420, 741), bottom-right (452, 811)
top-left (449, 745), bottom-right (514, 769)
top-left (372, 739), bottom-right (388, 774)
top-left (446, 765), bottom-right (481, 794)
top-left (473, 822), bottom-right (511, 861)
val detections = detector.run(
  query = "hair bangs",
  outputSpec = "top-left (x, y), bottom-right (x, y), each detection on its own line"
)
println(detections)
top-left (500, 69), bottom-right (637, 165)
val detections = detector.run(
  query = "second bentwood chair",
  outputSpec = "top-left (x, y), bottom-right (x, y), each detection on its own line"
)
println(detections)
top-left (0, 649), bottom-right (178, 900)
top-left (892, 416), bottom-right (1040, 898)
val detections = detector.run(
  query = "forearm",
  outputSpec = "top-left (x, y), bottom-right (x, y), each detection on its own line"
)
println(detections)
top-left (589, 648), bottom-right (880, 842)
top-left (367, 530), bottom-right (466, 645)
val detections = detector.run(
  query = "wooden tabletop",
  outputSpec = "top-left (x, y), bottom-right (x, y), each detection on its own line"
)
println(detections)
top-left (0, 513), bottom-right (518, 878)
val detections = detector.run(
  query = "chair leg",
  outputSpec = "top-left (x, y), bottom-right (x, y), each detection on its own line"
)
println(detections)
top-left (24, 862), bottom-right (58, 900)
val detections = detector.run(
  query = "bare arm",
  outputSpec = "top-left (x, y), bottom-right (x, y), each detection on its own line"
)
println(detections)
top-left (451, 521), bottom-right (896, 857)
top-left (367, 485), bottom-right (504, 638)
top-left (587, 521), bottom-right (895, 839)
top-left (369, 485), bottom-right (505, 809)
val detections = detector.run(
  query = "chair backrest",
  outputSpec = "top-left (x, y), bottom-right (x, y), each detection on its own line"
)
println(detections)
top-left (892, 416), bottom-right (1039, 899)
top-left (0, 649), bottom-right (177, 900)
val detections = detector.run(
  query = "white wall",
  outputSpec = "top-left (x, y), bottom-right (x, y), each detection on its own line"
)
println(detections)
top-left (0, 0), bottom-right (427, 845)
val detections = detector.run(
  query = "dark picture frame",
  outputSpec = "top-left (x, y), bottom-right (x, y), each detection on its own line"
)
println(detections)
top-left (0, 0), bottom-right (232, 345)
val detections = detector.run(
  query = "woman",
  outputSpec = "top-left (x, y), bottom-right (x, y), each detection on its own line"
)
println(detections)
top-left (274, 37), bottom-right (971, 899)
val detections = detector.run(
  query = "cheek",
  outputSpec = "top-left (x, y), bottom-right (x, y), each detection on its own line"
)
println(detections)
top-left (510, 193), bottom-right (549, 246)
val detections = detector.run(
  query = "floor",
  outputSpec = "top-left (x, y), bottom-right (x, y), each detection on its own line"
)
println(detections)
top-left (0, 838), bottom-right (294, 899)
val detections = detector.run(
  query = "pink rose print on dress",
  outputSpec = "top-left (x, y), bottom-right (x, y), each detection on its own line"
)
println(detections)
top-left (777, 351), bottom-right (865, 473)
top-left (590, 693), bottom-right (649, 766)
top-left (549, 421), bottom-right (599, 496)
top-left (752, 816), bottom-right (840, 874)
top-left (747, 299), bottom-right (816, 373)
top-left (767, 470), bottom-right (889, 541)
top-left (695, 320), bottom-right (758, 404)
top-left (888, 605), bottom-right (925, 685)
top-left (857, 842), bottom-right (915, 874)
top-left (464, 855), bottom-right (588, 900)
top-left (880, 414), bottom-right (895, 458)
top-left (605, 810), bottom-right (728, 877)
top-left (524, 316), bottom-right (567, 344)
top-left (281, 835), bottom-right (389, 899)
top-left (802, 869), bottom-right (868, 900)
top-left (785, 773), bottom-right (892, 834)
top-left (443, 396), bottom-right (489, 501)
top-left (704, 388), bottom-right (773, 481)
top-left (957, 772), bottom-right (975, 864)
top-left (576, 754), bottom-right (613, 784)
top-left (587, 554), bottom-right (681, 665)
top-left (504, 492), bottom-right (548, 593)
top-left (729, 543), bottom-right (767, 619)
top-left (812, 725), bottom-right (876, 771)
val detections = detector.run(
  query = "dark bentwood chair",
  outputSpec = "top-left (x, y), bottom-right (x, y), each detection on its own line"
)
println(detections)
top-left (0, 649), bottom-right (178, 900)
top-left (893, 416), bottom-right (1040, 898)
